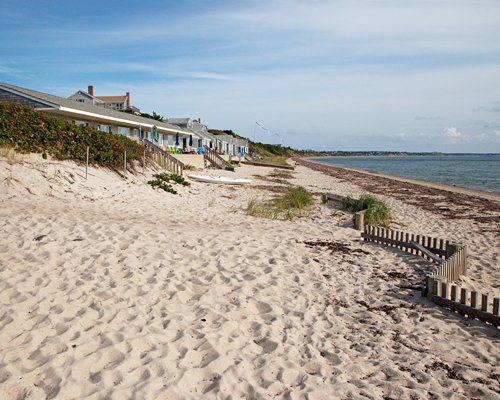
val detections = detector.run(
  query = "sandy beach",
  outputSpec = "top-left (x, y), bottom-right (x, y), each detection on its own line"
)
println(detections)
top-left (0, 153), bottom-right (499, 399)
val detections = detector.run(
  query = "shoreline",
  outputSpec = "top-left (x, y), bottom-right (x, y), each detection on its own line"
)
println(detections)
top-left (296, 157), bottom-right (500, 229)
top-left (303, 157), bottom-right (500, 202)
top-left (1, 155), bottom-right (499, 398)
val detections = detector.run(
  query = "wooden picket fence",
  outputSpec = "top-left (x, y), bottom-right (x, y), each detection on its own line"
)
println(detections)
top-left (362, 225), bottom-right (449, 263)
top-left (432, 245), bottom-right (467, 283)
top-left (427, 276), bottom-right (500, 327)
top-left (361, 225), bottom-right (499, 326)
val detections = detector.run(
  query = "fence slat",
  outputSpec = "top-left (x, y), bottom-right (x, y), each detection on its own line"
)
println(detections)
top-left (451, 285), bottom-right (458, 302)
top-left (460, 288), bottom-right (468, 305)
top-left (481, 294), bottom-right (489, 312)
top-left (441, 282), bottom-right (448, 299)
top-left (494, 298), bottom-right (500, 316)
top-left (471, 291), bottom-right (478, 308)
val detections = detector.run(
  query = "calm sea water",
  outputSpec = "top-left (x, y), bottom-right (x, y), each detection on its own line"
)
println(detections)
top-left (310, 154), bottom-right (500, 193)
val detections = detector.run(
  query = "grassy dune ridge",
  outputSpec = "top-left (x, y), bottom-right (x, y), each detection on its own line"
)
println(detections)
top-left (0, 102), bottom-right (144, 168)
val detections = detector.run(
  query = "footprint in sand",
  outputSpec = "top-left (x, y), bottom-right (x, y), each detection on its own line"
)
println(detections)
top-left (254, 337), bottom-right (278, 354)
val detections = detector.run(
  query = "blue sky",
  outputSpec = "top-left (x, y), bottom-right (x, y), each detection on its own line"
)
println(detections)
top-left (1, 0), bottom-right (500, 152)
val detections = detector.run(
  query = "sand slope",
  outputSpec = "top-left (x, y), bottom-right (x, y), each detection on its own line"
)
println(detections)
top-left (0, 154), bottom-right (498, 399)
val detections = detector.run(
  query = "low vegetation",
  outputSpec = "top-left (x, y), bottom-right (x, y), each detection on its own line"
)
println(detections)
top-left (0, 102), bottom-right (144, 169)
top-left (341, 194), bottom-right (391, 227)
top-left (147, 172), bottom-right (190, 194)
top-left (247, 186), bottom-right (314, 220)
top-left (257, 156), bottom-right (291, 166)
top-left (252, 169), bottom-right (294, 185)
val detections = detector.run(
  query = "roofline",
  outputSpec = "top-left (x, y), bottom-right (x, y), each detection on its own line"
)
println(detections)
top-left (0, 85), bottom-right (59, 109)
top-left (58, 106), bottom-right (184, 134)
top-left (0, 82), bottom-right (197, 137)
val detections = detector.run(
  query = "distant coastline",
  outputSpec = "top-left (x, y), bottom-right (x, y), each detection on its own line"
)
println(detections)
top-left (301, 151), bottom-right (499, 157)
top-left (301, 151), bottom-right (444, 157)
top-left (304, 154), bottom-right (500, 198)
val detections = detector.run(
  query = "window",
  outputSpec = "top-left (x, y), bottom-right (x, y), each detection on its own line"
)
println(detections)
top-left (118, 127), bottom-right (130, 136)
top-left (99, 125), bottom-right (110, 133)
top-left (75, 121), bottom-right (87, 126)
top-left (167, 135), bottom-right (174, 145)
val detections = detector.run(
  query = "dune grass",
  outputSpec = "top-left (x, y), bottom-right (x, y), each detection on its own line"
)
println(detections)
top-left (257, 156), bottom-right (291, 166)
top-left (247, 186), bottom-right (314, 220)
top-left (341, 194), bottom-right (391, 227)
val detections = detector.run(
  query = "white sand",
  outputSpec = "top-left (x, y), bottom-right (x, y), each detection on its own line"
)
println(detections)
top-left (0, 153), bottom-right (498, 399)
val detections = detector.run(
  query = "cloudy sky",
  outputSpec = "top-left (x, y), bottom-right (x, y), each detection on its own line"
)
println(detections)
top-left (1, 0), bottom-right (500, 152)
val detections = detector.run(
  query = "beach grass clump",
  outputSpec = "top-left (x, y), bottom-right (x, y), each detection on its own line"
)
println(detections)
top-left (247, 186), bottom-right (314, 220)
top-left (148, 172), bottom-right (190, 194)
top-left (258, 156), bottom-right (290, 166)
top-left (252, 172), bottom-right (289, 185)
top-left (269, 169), bottom-right (294, 179)
top-left (341, 194), bottom-right (391, 227)
top-left (0, 145), bottom-right (18, 164)
top-left (0, 102), bottom-right (145, 170)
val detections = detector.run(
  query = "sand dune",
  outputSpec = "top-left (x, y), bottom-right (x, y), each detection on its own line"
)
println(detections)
top-left (0, 154), bottom-right (498, 399)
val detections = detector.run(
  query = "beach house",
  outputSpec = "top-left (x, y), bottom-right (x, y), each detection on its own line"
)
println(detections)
top-left (68, 85), bottom-right (140, 113)
top-left (0, 82), bottom-right (197, 153)
top-left (214, 134), bottom-right (249, 158)
top-left (167, 118), bottom-right (218, 150)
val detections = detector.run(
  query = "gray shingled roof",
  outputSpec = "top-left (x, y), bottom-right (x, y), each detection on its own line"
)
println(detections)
top-left (0, 82), bottom-right (187, 134)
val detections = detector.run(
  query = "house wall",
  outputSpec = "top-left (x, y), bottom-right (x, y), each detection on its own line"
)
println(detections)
top-left (68, 92), bottom-right (95, 106)
top-left (0, 88), bottom-right (52, 109)
top-left (54, 115), bottom-right (143, 143)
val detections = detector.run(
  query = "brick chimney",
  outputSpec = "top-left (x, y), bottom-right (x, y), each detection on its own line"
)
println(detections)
top-left (126, 92), bottom-right (130, 109)
top-left (88, 85), bottom-right (94, 96)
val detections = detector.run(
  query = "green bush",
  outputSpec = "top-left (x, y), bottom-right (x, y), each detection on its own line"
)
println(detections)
top-left (341, 194), bottom-right (391, 227)
top-left (147, 172), bottom-right (190, 194)
top-left (0, 102), bottom-right (144, 169)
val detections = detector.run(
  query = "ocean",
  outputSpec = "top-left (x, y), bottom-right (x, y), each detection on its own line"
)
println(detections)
top-left (309, 154), bottom-right (500, 193)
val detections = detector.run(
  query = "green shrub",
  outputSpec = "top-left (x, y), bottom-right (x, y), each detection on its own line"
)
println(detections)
top-left (148, 178), bottom-right (177, 194)
top-left (147, 172), bottom-right (190, 194)
top-left (0, 102), bottom-right (145, 169)
top-left (341, 194), bottom-right (391, 227)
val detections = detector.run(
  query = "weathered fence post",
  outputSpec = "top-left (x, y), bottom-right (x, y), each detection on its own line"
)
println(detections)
top-left (426, 275), bottom-right (446, 299)
top-left (143, 148), bottom-right (146, 175)
top-left (123, 150), bottom-right (127, 178)
top-left (85, 146), bottom-right (89, 180)
top-left (354, 210), bottom-right (366, 231)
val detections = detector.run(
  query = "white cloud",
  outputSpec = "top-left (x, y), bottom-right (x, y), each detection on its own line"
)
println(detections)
top-left (443, 127), bottom-right (470, 142)
top-left (443, 127), bottom-right (462, 138)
